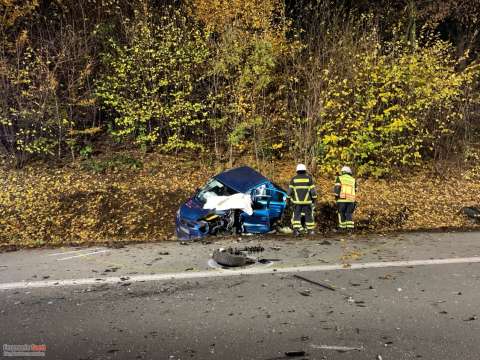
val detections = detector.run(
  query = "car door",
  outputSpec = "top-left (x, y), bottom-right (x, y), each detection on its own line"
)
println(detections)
top-left (265, 187), bottom-right (287, 222)
top-left (240, 185), bottom-right (270, 233)
top-left (241, 184), bottom-right (287, 233)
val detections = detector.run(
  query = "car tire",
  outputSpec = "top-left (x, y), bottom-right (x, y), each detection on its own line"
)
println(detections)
top-left (212, 249), bottom-right (247, 267)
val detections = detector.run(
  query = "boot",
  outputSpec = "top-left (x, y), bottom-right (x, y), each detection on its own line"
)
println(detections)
top-left (293, 229), bottom-right (301, 237)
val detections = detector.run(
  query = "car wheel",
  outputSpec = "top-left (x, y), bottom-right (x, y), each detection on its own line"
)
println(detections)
top-left (212, 249), bottom-right (247, 267)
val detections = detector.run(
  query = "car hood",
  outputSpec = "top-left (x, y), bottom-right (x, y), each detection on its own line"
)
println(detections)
top-left (214, 166), bottom-right (269, 193)
top-left (179, 197), bottom-right (211, 221)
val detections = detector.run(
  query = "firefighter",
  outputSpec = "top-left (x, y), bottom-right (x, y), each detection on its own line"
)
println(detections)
top-left (287, 164), bottom-right (317, 236)
top-left (334, 166), bottom-right (357, 231)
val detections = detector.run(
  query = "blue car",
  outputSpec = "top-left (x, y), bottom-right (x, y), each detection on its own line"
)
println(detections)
top-left (176, 166), bottom-right (287, 241)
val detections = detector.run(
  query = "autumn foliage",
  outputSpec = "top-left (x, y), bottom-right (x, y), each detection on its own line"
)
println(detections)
top-left (0, 153), bottom-right (479, 248)
top-left (1, 0), bottom-right (480, 246)
top-left (1, 0), bottom-right (479, 173)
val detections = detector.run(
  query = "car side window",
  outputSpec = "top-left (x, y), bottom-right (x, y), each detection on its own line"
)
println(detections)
top-left (269, 189), bottom-right (285, 203)
top-left (196, 179), bottom-right (235, 202)
top-left (253, 184), bottom-right (267, 197)
top-left (253, 185), bottom-right (286, 204)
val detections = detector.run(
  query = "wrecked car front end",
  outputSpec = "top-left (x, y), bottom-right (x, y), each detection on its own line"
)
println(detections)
top-left (175, 166), bottom-right (287, 241)
top-left (175, 198), bottom-right (211, 240)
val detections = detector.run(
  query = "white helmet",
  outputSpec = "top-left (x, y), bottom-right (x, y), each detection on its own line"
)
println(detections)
top-left (341, 166), bottom-right (352, 174)
top-left (296, 164), bottom-right (307, 172)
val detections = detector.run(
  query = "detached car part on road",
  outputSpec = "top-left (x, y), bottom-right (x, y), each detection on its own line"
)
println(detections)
top-left (176, 166), bottom-right (287, 241)
top-left (212, 246), bottom-right (265, 267)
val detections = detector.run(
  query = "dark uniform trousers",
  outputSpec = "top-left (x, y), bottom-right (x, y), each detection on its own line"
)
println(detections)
top-left (288, 172), bottom-right (317, 231)
top-left (292, 204), bottom-right (315, 230)
top-left (337, 202), bottom-right (355, 229)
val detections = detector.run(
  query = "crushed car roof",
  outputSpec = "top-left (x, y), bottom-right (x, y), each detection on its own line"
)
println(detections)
top-left (214, 166), bottom-right (269, 193)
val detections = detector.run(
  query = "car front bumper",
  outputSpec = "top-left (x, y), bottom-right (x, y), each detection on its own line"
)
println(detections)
top-left (175, 216), bottom-right (209, 241)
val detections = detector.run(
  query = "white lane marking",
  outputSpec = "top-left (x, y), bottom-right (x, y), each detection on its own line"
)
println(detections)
top-left (48, 248), bottom-right (103, 256)
top-left (57, 250), bottom-right (110, 261)
top-left (1, 256), bottom-right (480, 291)
top-left (311, 345), bottom-right (364, 352)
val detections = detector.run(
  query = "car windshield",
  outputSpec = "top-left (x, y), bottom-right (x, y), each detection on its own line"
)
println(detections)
top-left (196, 178), bottom-right (236, 203)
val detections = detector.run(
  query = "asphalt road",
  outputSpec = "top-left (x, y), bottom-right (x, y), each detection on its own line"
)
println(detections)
top-left (1, 232), bottom-right (480, 360)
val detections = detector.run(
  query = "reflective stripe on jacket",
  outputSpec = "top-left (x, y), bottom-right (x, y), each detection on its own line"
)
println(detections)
top-left (287, 173), bottom-right (317, 205)
top-left (335, 174), bottom-right (356, 202)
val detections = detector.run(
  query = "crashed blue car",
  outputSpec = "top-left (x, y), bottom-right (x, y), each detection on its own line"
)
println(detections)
top-left (176, 166), bottom-right (287, 240)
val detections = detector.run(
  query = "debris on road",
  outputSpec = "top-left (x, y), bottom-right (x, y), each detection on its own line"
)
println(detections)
top-left (212, 246), bottom-right (265, 267)
top-left (318, 240), bottom-right (332, 246)
top-left (298, 289), bottom-right (312, 297)
top-left (259, 258), bottom-right (280, 264)
top-left (464, 316), bottom-right (477, 321)
top-left (278, 227), bottom-right (293, 234)
top-left (145, 257), bottom-right (162, 266)
top-left (104, 267), bottom-right (120, 273)
top-left (285, 350), bottom-right (306, 357)
top-left (213, 248), bottom-right (248, 267)
top-left (379, 274), bottom-right (395, 280)
top-left (355, 300), bottom-right (367, 307)
top-left (293, 274), bottom-right (336, 291)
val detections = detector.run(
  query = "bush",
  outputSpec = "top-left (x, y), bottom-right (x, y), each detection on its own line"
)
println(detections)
top-left (81, 155), bottom-right (143, 173)
top-left (95, 5), bottom-right (210, 151)
top-left (315, 36), bottom-right (478, 176)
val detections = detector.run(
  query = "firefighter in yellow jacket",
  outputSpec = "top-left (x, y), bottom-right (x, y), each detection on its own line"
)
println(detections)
top-left (287, 164), bottom-right (317, 236)
top-left (334, 166), bottom-right (357, 230)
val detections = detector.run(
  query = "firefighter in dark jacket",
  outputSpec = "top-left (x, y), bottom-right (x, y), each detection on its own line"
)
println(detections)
top-left (287, 164), bottom-right (317, 236)
top-left (334, 166), bottom-right (357, 230)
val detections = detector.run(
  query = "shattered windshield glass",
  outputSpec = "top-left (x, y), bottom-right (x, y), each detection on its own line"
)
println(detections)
top-left (196, 179), bottom-right (236, 203)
